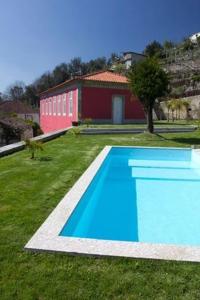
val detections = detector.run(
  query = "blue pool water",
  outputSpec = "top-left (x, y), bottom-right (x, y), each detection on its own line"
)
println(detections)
top-left (60, 147), bottom-right (200, 246)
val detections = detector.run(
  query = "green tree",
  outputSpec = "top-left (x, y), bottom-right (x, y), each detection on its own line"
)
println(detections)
top-left (6, 81), bottom-right (25, 101)
top-left (112, 63), bottom-right (127, 75)
top-left (34, 72), bottom-right (54, 93)
top-left (107, 52), bottom-right (120, 66)
top-left (128, 58), bottom-right (169, 133)
top-left (25, 139), bottom-right (44, 159)
top-left (165, 101), bottom-right (172, 122)
top-left (176, 99), bottom-right (184, 119)
top-left (52, 63), bottom-right (70, 85)
top-left (83, 118), bottom-right (92, 128)
top-left (182, 100), bottom-right (190, 121)
top-left (170, 99), bottom-right (178, 121)
top-left (182, 38), bottom-right (194, 51)
top-left (197, 36), bottom-right (200, 47)
top-left (24, 85), bottom-right (39, 107)
top-left (0, 92), bottom-right (3, 102)
top-left (163, 40), bottom-right (175, 50)
top-left (143, 40), bottom-right (163, 58)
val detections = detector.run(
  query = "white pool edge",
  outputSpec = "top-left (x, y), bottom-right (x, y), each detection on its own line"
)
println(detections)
top-left (25, 146), bottom-right (200, 262)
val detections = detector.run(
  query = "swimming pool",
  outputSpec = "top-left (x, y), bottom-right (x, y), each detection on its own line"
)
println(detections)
top-left (25, 146), bottom-right (200, 262)
top-left (60, 147), bottom-right (200, 246)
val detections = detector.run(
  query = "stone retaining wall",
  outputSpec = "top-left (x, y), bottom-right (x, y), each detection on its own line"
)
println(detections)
top-left (159, 95), bottom-right (200, 120)
top-left (0, 127), bottom-right (71, 158)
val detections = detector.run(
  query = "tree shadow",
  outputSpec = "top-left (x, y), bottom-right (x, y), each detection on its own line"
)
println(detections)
top-left (152, 131), bottom-right (200, 146)
top-left (154, 121), bottom-right (191, 126)
top-left (168, 137), bottom-right (200, 146)
top-left (138, 132), bottom-right (168, 141)
top-left (37, 156), bottom-right (53, 162)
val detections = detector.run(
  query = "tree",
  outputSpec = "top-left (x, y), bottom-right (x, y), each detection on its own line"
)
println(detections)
top-left (25, 139), bottom-right (43, 159)
top-left (176, 99), bottom-right (184, 119)
top-left (24, 85), bottom-right (39, 107)
top-left (0, 92), bottom-right (3, 102)
top-left (197, 36), bottom-right (200, 47)
top-left (182, 38), bottom-right (194, 51)
top-left (170, 99), bottom-right (178, 121)
top-left (143, 40), bottom-right (163, 58)
top-left (182, 100), bottom-right (190, 120)
top-left (163, 40), bottom-right (175, 50)
top-left (52, 63), bottom-right (70, 85)
top-left (86, 57), bottom-right (107, 73)
top-left (6, 81), bottom-right (25, 101)
top-left (107, 52), bottom-right (120, 66)
top-left (165, 101), bottom-right (172, 122)
top-left (68, 57), bottom-right (83, 76)
top-left (112, 63), bottom-right (127, 75)
top-left (128, 58), bottom-right (169, 133)
top-left (34, 72), bottom-right (54, 93)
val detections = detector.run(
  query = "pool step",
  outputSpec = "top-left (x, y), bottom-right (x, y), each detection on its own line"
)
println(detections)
top-left (128, 159), bottom-right (194, 169)
top-left (131, 166), bottom-right (200, 180)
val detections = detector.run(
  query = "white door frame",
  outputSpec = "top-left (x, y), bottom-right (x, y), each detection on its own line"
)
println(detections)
top-left (112, 95), bottom-right (124, 124)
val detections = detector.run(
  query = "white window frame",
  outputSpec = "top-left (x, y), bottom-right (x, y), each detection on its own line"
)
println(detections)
top-left (58, 95), bottom-right (61, 116)
top-left (62, 94), bottom-right (66, 116)
top-left (46, 100), bottom-right (48, 115)
top-left (42, 101), bottom-right (45, 115)
top-left (69, 91), bottom-right (73, 116)
top-left (49, 98), bottom-right (52, 115)
top-left (53, 96), bottom-right (56, 115)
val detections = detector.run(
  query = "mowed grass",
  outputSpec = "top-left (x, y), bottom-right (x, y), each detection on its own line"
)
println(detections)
top-left (1, 131), bottom-right (200, 300)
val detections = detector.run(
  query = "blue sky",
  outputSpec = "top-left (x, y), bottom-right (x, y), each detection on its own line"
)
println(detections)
top-left (0, 0), bottom-right (200, 92)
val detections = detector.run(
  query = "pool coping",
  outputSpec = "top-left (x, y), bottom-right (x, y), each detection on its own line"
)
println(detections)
top-left (25, 146), bottom-right (200, 262)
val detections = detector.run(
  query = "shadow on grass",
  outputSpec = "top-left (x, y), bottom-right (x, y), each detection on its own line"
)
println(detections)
top-left (37, 156), bottom-right (53, 162)
top-left (154, 121), bottom-right (192, 126)
top-left (137, 133), bottom-right (200, 146)
top-left (168, 137), bottom-right (200, 146)
top-left (137, 132), bottom-right (167, 141)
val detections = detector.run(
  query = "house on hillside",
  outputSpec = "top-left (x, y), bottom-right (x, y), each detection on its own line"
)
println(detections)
top-left (122, 52), bottom-right (146, 69)
top-left (40, 71), bottom-right (145, 133)
top-left (0, 100), bottom-right (39, 124)
top-left (190, 32), bottom-right (200, 44)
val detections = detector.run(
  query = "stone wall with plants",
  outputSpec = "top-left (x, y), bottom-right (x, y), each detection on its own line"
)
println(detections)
top-left (159, 95), bottom-right (200, 120)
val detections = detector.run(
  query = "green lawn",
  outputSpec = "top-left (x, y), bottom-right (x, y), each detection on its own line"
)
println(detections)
top-left (1, 131), bottom-right (200, 300)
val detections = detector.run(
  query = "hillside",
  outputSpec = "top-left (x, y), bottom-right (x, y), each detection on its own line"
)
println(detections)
top-left (161, 45), bottom-right (200, 98)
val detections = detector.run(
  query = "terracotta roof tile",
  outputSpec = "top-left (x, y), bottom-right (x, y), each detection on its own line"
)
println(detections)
top-left (82, 71), bottom-right (128, 83)
top-left (40, 71), bottom-right (128, 95)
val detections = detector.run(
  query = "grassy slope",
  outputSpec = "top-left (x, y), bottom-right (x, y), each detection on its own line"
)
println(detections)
top-left (1, 131), bottom-right (200, 300)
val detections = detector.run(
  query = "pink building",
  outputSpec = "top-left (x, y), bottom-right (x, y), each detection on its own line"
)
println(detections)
top-left (40, 71), bottom-right (145, 133)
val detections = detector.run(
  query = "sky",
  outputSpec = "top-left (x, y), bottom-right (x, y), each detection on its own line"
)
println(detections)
top-left (0, 0), bottom-right (200, 92)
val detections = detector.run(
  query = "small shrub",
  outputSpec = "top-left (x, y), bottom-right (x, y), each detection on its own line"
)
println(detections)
top-left (83, 118), bottom-right (92, 127)
top-left (68, 128), bottom-right (81, 136)
top-left (9, 112), bottom-right (18, 118)
top-left (25, 139), bottom-right (44, 159)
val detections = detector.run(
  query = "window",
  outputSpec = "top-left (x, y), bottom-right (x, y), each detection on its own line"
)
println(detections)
top-left (53, 96), bottom-right (56, 115)
top-left (49, 98), bottom-right (52, 115)
top-left (63, 94), bottom-right (66, 116)
top-left (58, 95), bottom-right (61, 115)
top-left (42, 101), bottom-right (45, 115)
top-left (69, 91), bottom-right (73, 116)
top-left (46, 100), bottom-right (48, 115)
